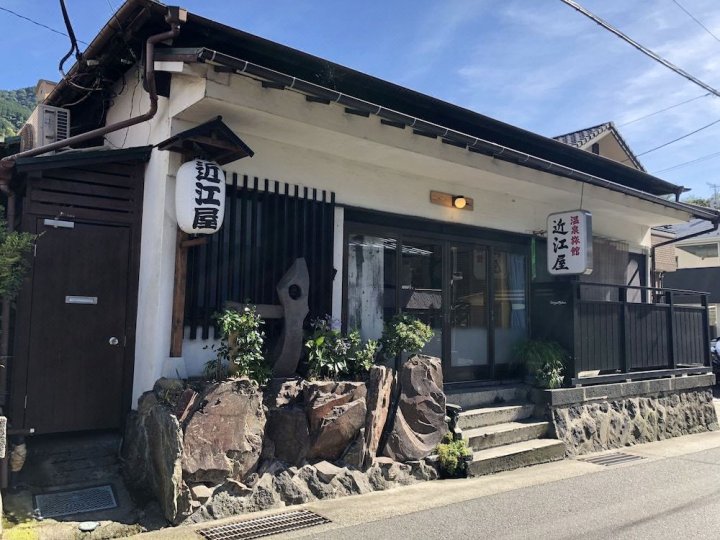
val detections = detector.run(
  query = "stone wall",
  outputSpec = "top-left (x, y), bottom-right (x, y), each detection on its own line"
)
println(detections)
top-left (122, 356), bottom-right (446, 525)
top-left (535, 374), bottom-right (718, 456)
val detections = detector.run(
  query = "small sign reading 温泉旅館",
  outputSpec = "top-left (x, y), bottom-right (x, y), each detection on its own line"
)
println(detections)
top-left (547, 210), bottom-right (593, 276)
top-left (176, 159), bottom-right (226, 234)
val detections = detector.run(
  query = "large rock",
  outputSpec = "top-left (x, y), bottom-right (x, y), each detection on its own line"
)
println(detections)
top-left (182, 379), bottom-right (266, 484)
top-left (306, 382), bottom-right (367, 461)
top-left (122, 393), bottom-right (191, 524)
top-left (265, 377), bottom-right (306, 409)
top-left (383, 355), bottom-right (447, 461)
top-left (363, 366), bottom-right (394, 466)
top-left (265, 407), bottom-right (310, 466)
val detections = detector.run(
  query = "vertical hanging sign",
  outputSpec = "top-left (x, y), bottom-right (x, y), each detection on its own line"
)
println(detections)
top-left (176, 159), bottom-right (226, 234)
top-left (547, 210), bottom-right (593, 275)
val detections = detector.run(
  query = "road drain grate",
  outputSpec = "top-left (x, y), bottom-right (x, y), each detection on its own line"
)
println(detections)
top-left (580, 452), bottom-right (645, 466)
top-left (198, 509), bottom-right (331, 540)
top-left (34, 484), bottom-right (118, 518)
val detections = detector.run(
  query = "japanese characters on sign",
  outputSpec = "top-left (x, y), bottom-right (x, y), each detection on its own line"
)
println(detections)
top-left (175, 159), bottom-right (226, 234)
top-left (547, 210), bottom-right (593, 275)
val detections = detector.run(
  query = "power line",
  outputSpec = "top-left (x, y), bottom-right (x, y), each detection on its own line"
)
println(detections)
top-left (635, 118), bottom-right (720, 157)
top-left (653, 150), bottom-right (720, 174)
top-left (0, 6), bottom-right (87, 45)
top-left (618, 93), bottom-right (711, 127)
top-left (559, 0), bottom-right (720, 98)
top-left (671, 0), bottom-right (720, 44)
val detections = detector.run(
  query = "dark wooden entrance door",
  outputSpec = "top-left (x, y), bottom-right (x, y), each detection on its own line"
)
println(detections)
top-left (23, 219), bottom-right (131, 433)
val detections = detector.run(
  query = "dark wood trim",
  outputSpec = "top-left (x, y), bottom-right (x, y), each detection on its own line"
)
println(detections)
top-left (10, 161), bottom-right (146, 431)
top-left (170, 228), bottom-right (189, 357)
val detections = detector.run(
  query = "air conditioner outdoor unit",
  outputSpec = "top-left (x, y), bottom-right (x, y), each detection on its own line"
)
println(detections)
top-left (18, 104), bottom-right (70, 153)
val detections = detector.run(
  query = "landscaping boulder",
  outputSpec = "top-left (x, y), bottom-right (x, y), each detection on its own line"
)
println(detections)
top-left (306, 382), bottom-right (367, 461)
top-left (265, 377), bottom-right (306, 409)
top-left (182, 379), bottom-right (266, 484)
top-left (265, 407), bottom-right (310, 466)
top-left (122, 391), bottom-right (191, 524)
top-left (363, 366), bottom-right (394, 466)
top-left (383, 355), bottom-right (447, 461)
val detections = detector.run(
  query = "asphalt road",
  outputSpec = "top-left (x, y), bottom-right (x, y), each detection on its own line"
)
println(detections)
top-left (295, 446), bottom-right (720, 540)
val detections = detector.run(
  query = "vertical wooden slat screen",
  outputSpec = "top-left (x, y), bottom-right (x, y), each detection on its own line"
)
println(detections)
top-left (185, 174), bottom-right (336, 339)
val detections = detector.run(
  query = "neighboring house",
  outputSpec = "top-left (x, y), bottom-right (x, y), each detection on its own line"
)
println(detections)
top-left (554, 121), bottom-right (646, 171)
top-left (1, 0), bottom-right (718, 435)
top-left (662, 219), bottom-right (720, 337)
top-left (554, 122), bottom-right (679, 290)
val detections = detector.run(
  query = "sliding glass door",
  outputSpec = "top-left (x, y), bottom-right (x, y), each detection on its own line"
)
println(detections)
top-left (448, 243), bottom-right (490, 380)
top-left (345, 223), bottom-right (529, 382)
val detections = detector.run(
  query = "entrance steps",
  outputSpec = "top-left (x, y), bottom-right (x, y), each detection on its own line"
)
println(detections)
top-left (445, 383), bottom-right (565, 476)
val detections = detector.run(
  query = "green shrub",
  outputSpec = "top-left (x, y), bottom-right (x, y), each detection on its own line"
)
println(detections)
top-left (380, 314), bottom-right (434, 359)
top-left (205, 306), bottom-right (270, 385)
top-left (515, 340), bottom-right (567, 389)
top-left (436, 432), bottom-right (472, 477)
top-left (0, 207), bottom-right (35, 299)
top-left (305, 316), bottom-right (378, 380)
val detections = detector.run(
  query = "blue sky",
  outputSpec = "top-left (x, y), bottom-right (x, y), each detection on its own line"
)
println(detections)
top-left (1, 0), bottom-right (720, 198)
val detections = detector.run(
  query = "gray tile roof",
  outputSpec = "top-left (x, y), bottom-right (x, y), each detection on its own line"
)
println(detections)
top-left (554, 121), bottom-right (646, 172)
top-left (554, 122), bottom-right (612, 147)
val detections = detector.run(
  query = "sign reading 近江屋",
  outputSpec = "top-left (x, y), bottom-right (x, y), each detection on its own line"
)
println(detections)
top-left (547, 210), bottom-right (593, 275)
top-left (176, 159), bottom-right (226, 234)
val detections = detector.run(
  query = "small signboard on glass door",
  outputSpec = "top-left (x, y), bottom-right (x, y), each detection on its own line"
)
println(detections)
top-left (547, 210), bottom-right (593, 276)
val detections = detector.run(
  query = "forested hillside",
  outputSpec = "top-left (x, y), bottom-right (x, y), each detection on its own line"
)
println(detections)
top-left (0, 87), bottom-right (35, 139)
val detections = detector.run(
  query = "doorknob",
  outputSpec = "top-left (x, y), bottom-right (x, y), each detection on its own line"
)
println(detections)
top-left (108, 337), bottom-right (120, 346)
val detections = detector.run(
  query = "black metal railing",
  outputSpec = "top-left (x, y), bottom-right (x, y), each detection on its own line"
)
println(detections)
top-left (531, 282), bottom-right (711, 385)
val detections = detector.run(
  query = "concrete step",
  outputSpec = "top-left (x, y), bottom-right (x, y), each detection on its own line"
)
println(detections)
top-left (445, 383), bottom-right (528, 410)
top-left (457, 403), bottom-right (535, 430)
top-left (463, 420), bottom-right (551, 451)
top-left (469, 439), bottom-right (566, 477)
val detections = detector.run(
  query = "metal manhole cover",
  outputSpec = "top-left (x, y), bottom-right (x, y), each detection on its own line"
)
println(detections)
top-left (580, 452), bottom-right (645, 466)
top-left (198, 509), bottom-right (331, 540)
top-left (33, 484), bottom-right (118, 519)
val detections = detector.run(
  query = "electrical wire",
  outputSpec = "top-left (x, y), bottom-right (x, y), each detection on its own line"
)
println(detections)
top-left (654, 150), bottom-right (720, 174)
top-left (635, 118), bottom-right (720, 157)
top-left (618, 93), bottom-right (711, 127)
top-left (58, 0), bottom-right (82, 77)
top-left (671, 0), bottom-right (720, 44)
top-left (559, 0), bottom-right (720, 98)
top-left (0, 6), bottom-right (87, 44)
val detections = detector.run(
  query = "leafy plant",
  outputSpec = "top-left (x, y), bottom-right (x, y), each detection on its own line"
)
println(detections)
top-left (436, 432), bottom-right (472, 477)
top-left (379, 314), bottom-right (434, 359)
top-left (514, 340), bottom-right (567, 389)
top-left (204, 306), bottom-right (270, 385)
top-left (305, 316), bottom-right (378, 380)
top-left (0, 207), bottom-right (35, 299)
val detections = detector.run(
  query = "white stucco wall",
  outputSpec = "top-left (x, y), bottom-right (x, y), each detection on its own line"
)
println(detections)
top-left (104, 64), bottom-right (696, 403)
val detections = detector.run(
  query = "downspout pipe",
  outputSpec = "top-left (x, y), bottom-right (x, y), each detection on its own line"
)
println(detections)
top-left (0, 6), bottom-right (185, 174)
top-left (0, 8), bottom-right (185, 476)
top-left (651, 219), bottom-right (720, 289)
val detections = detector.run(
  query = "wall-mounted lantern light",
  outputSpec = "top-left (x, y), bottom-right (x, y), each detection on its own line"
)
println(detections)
top-left (430, 190), bottom-right (474, 211)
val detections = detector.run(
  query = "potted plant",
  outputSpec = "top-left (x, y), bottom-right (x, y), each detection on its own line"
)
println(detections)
top-left (435, 432), bottom-right (473, 478)
top-left (205, 306), bottom-right (270, 385)
top-left (379, 314), bottom-right (434, 366)
top-left (514, 339), bottom-right (568, 389)
top-left (304, 316), bottom-right (378, 380)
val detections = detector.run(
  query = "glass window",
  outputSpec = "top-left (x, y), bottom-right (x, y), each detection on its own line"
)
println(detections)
top-left (346, 234), bottom-right (397, 342)
top-left (677, 243), bottom-right (719, 258)
top-left (400, 239), bottom-right (443, 358)
top-left (493, 251), bottom-right (528, 364)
